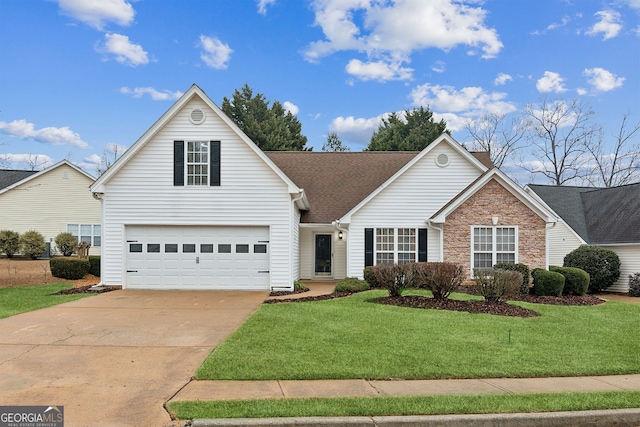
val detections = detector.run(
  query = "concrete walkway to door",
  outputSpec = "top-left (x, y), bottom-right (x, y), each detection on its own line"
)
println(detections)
top-left (0, 289), bottom-right (267, 427)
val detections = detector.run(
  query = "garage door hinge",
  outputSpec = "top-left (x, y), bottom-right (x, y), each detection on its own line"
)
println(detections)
top-left (258, 270), bottom-right (269, 273)
top-left (258, 240), bottom-right (269, 243)
top-left (126, 270), bottom-right (138, 273)
top-left (126, 240), bottom-right (138, 243)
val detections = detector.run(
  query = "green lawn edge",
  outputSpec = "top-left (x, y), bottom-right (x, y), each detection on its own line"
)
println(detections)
top-left (0, 283), bottom-right (94, 318)
top-left (169, 390), bottom-right (640, 420)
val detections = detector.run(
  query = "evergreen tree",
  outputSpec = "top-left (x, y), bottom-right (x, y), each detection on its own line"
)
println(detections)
top-left (366, 107), bottom-right (449, 151)
top-left (322, 131), bottom-right (350, 152)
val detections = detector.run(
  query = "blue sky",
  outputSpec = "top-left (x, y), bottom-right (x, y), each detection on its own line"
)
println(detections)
top-left (1, 0), bottom-right (638, 180)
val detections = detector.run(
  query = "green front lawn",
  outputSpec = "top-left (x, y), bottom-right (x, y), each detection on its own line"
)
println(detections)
top-left (0, 283), bottom-right (93, 318)
top-left (169, 391), bottom-right (640, 420)
top-left (197, 290), bottom-right (640, 380)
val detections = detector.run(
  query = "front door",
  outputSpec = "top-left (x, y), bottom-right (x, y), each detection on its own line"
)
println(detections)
top-left (314, 234), bottom-right (332, 277)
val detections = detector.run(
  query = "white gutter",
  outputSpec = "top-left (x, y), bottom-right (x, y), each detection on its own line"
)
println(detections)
top-left (426, 220), bottom-right (443, 262)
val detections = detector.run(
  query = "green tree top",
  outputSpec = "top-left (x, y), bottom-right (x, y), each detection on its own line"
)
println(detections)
top-left (322, 131), bottom-right (350, 152)
top-left (366, 106), bottom-right (449, 151)
top-left (221, 84), bottom-right (309, 151)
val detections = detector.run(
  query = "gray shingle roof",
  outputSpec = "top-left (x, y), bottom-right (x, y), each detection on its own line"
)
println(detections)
top-left (0, 169), bottom-right (39, 191)
top-left (528, 183), bottom-right (640, 244)
top-left (267, 151), bottom-right (492, 224)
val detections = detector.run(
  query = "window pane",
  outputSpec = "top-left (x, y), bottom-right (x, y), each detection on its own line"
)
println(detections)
top-left (129, 243), bottom-right (142, 253)
top-left (183, 244), bottom-right (196, 253)
top-left (398, 253), bottom-right (415, 264)
top-left (93, 236), bottom-right (101, 247)
top-left (218, 244), bottom-right (231, 253)
top-left (67, 224), bottom-right (78, 236)
top-left (474, 253), bottom-right (493, 269)
top-left (186, 141), bottom-right (209, 186)
top-left (165, 244), bottom-right (178, 253)
top-left (236, 244), bottom-right (249, 253)
top-left (147, 243), bottom-right (160, 253)
top-left (254, 244), bottom-right (267, 253)
top-left (376, 253), bottom-right (394, 265)
top-left (200, 244), bottom-right (214, 253)
top-left (496, 253), bottom-right (515, 264)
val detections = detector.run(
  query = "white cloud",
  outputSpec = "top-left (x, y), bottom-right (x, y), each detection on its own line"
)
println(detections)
top-left (199, 35), bottom-right (233, 69)
top-left (586, 10), bottom-right (622, 40)
top-left (345, 59), bottom-right (413, 81)
top-left (283, 101), bottom-right (299, 115)
top-left (0, 119), bottom-right (89, 148)
top-left (1, 154), bottom-right (54, 170)
top-left (494, 73), bottom-right (512, 86)
top-left (536, 71), bottom-right (567, 93)
top-left (623, 0), bottom-right (640, 10)
top-left (583, 67), bottom-right (625, 92)
top-left (329, 114), bottom-right (387, 146)
top-left (84, 153), bottom-right (102, 166)
top-left (304, 0), bottom-right (502, 82)
top-left (257, 0), bottom-right (276, 15)
top-left (431, 60), bottom-right (446, 73)
top-left (120, 86), bottom-right (183, 101)
top-left (57, 0), bottom-right (135, 30)
top-left (96, 33), bottom-right (149, 66)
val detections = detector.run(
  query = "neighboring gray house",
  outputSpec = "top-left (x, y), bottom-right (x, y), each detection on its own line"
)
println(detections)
top-left (526, 183), bottom-right (640, 292)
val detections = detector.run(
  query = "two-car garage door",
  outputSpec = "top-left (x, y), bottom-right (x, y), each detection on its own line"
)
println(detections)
top-left (126, 225), bottom-right (269, 290)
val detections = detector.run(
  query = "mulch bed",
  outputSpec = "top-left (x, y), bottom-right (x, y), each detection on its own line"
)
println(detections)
top-left (54, 285), bottom-right (121, 295)
top-left (265, 287), bottom-right (606, 318)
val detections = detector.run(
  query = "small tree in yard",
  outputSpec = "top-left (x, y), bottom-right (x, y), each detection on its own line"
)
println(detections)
top-left (0, 230), bottom-right (20, 258)
top-left (371, 263), bottom-right (415, 297)
top-left (564, 245), bottom-right (620, 293)
top-left (19, 230), bottom-right (46, 260)
top-left (629, 273), bottom-right (640, 297)
top-left (55, 232), bottom-right (77, 256)
top-left (474, 269), bottom-right (522, 303)
top-left (414, 262), bottom-right (464, 300)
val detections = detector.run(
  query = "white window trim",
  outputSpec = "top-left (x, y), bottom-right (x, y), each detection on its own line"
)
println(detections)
top-left (67, 224), bottom-right (101, 247)
top-left (186, 140), bottom-right (209, 186)
top-left (374, 227), bottom-right (417, 265)
top-left (470, 225), bottom-right (518, 276)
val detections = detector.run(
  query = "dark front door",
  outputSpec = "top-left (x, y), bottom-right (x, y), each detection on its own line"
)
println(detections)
top-left (314, 234), bottom-right (332, 277)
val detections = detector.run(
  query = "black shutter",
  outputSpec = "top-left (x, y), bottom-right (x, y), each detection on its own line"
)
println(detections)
top-left (418, 228), bottom-right (427, 262)
top-left (364, 228), bottom-right (374, 267)
top-left (173, 141), bottom-right (184, 186)
top-left (210, 140), bottom-right (220, 186)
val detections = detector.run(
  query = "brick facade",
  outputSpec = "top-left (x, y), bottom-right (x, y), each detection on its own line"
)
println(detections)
top-left (443, 179), bottom-right (547, 280)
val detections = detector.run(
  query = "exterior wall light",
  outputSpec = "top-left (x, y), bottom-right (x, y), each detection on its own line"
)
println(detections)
top-left (492, 216), bottom-right (499, 225)
top-left (338, 231), bottom-right (343, 240)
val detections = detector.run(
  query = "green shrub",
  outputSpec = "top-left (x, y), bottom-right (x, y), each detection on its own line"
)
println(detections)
top-left (363, 266), bottom-right (379, 288)
top-left (493, 263), bottom-right (530, 294)
top-left (88, 255), bottom-right (101, 277)
top-left (532, 268), bottom-right (565, 296)
top-left (564, 245), bottom-right (620, 293)
top-left (549, 265), bottom-right (590, 296)
top-left (414, 262), bottom-right (464, 300)
top-left (55, 232), bottom-right (77, 256)
top-left (474, 269), bottom-right (522, 303)
top-left (49, 257), bottom-right (90, 280)
top-left (335, 277), bottom-right (370, 293)
top-left (370, 263), bottom-right (415, 297)
top-left (293, 280), bottom-right (308, 292)
top-left (19, 230), bottom-right (46, 260)
top-left (629, 273), bottom-right (640, 298)
top-left (0, 230), bottom-right (20, 258)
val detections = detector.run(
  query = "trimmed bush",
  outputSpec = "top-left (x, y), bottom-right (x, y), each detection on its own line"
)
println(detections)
top-left (370, 263), bottom-right (415, 297)
top-left (564, 245), bottom-right (620, 293)
top-left (50, 257), bottom-right (90, 280)
top-left (19, 230), bottom-right (46, 260)
top-left (474, 269), bottom-right (522, 303)
top-left (532, 268), bottom-right (565, 296)
top-left (629, 273), bottom-right (640, 298)
top-left (363, 266), bottom-right (379, 288)
top-left (414, 262), bottom-right (464, 300)
top-left (55, 232), bottom-right (77, 256)
top-left (0, 230), bottom-right (20, 258)
top-left (88, 255), bottom-right (101, 277)
top-left (493, 263), bottom-right (530, 294)
top-left (335, 277), bottom-right (370, 293)
top-left (549, 265), bottom-right (590, 296)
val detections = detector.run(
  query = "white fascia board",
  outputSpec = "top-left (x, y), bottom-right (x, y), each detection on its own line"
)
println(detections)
top-left (90, 84), bottom-right (305, 201)
top-left (431, 169), bottom-right (557, 224)
top-left (340, 133), bottom-right (488, 223)
top-left (1, 160), bottom-right (94, 196)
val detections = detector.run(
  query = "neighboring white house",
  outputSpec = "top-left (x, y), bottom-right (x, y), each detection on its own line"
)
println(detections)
top-left (90, 84), bottom-right (556, 291)
top-left (0, 160), bottom-right (101, 256)
top-left (526, 184), bottom-right (640, 293)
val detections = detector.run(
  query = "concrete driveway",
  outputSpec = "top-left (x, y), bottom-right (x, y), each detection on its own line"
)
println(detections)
top-left (0, 289), bottom-right (267, 427)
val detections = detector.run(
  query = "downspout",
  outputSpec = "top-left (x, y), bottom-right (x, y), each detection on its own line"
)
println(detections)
top-left (332, 220), bottom-right (349, 278)
top-left (426, 220), bottom-right (443, 262)
top-left (92, 192), bottom-right (104, 287)
top-left (287, 191), bottom-right (306, 291)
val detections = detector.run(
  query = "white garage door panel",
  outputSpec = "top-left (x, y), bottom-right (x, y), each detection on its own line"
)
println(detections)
top-left (126, 225), bottom-right (269, 290)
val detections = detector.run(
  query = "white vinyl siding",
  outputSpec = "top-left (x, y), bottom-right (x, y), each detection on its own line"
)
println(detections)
top-left (0, 163), bottom-right (101, 256)
top-left (605, 244), bottom-right (640, 293)
top-left (547, 220), bottom-right (586, 267)
top-left (472, 226), bottom-right (518, 271)
top-left (348, 144), bottom-right (483, 278)
top-left (100, 97), bottom-right (295, 289)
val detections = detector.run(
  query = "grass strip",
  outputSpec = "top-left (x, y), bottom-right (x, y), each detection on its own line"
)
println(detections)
top-left (0, 283), bottom-right (93, 318)
top-left (197, 290), bottom-right (640, 380)
top-left (169, 390), bottom-right (640, 420)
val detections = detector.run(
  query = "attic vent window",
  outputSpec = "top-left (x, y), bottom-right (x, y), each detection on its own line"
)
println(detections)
top-left (435, 153), bottom-right (449, 167)
top-left (189, 108), bottom-right (206, 125)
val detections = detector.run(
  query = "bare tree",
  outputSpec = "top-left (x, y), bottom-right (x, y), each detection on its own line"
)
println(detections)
top-left (520, 98), bottom-right (600, 185)
top-left (96, 143), bottom-right (125, 176)
top-left (0, 141), bottom-right (11, 169)
top-left (585, 112), bottom-right (640, 187)
top-left (322, 131), bottom-right (350, 152)
top-left (464, 112), bottom-right (527, 168)
top-left (25, 154), bottom-right (48, 171)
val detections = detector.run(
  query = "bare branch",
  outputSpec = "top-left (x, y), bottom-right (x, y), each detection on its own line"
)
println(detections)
top-left (464, 112), bottom-right (527, 168)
